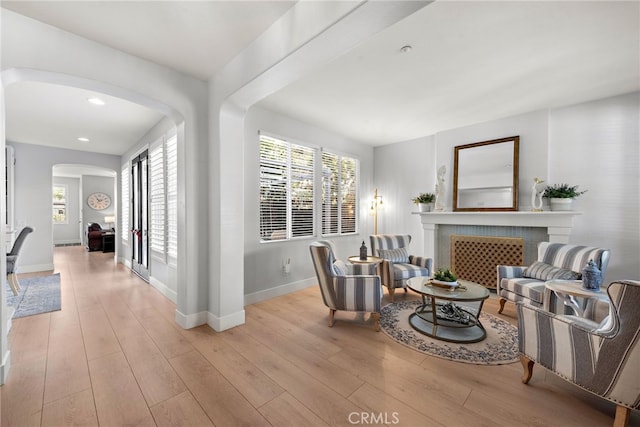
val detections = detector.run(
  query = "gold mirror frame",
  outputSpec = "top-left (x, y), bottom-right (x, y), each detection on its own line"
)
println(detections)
top-left (453, 136), bottom-right (519, 212)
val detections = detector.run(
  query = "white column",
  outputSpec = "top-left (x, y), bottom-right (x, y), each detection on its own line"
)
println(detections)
top-left (421, 221), bottom-right (437, 262)
top-left (547, 227), bottom-right (572, 243)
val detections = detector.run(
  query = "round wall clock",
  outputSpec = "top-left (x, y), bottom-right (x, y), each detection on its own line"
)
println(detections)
top-left (87, 192), bottom-right (112, 210)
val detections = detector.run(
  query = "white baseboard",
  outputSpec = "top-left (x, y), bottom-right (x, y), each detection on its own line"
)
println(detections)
top-left (0, 350), bottom-right (11, 385)
top-left (175, 309), bottom-right (208, 329)
top-left (175, 308), bottom-right (245, 332)
top-left (149, 276), bottom-right (177, 304)
top-left (6, 306), bottom-right (15, 333)
top-left (207, 309), bottom-right (245, 332)
top-left (244, 277), bottom-right (316, 305)
top-left (120, 258), bottom-right (131, 269)
top-left (19, 263), bottom-right (55, 273)
top-left (53, 239), bottom-right (82, 246)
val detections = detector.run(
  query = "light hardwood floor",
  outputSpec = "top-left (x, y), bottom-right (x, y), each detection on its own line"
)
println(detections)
top-left (2, 246), bottom-right (638, 426)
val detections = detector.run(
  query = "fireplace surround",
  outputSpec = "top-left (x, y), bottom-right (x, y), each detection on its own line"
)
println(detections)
top-left (414, 211), bottom-right (582, 269)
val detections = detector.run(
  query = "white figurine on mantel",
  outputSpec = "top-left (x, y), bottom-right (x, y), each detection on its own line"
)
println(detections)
top-left (434, 165), bottom-right (446, 212)
top-left (531, 177), bottom-right (545, 212)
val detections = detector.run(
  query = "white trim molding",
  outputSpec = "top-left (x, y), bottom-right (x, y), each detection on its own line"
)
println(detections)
top-left (19, 263), bottom-right (55, 274)
top-left (244, 277), bottom-right (316, 306)
top-left (175, 309), bottom-right (207, 330)
top-left (414, 211), bottom-right (582, 261)
top-left (149, 276), bottom-right (177, 304)
top-left (207, 309), bottom-right (245, 332)
top-left (1, 350), bottom-right (11, 385)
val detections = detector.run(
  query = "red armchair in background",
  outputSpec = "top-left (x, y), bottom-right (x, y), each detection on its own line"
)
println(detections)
top-left (87, 223), bottom-right (103, 251)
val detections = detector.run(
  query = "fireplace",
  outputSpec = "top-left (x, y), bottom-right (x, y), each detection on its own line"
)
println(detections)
top-left (414, 211), bottom-right (582, 276)
top-left (450, 235), bottom-right (524, 289)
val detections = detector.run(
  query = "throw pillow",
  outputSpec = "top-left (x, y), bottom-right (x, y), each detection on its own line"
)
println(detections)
top-left (523, 261), bottom-right (581, 281)
top-left (377, 247), bottom-right (409, 263)
top-left (332, 259), bottom-right (348, 276)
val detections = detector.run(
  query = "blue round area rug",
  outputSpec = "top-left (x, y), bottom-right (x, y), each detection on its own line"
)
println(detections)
top-left (379, 300), bottom-right (519, 365)
top-left (6, 273), bottom-right (62, 319)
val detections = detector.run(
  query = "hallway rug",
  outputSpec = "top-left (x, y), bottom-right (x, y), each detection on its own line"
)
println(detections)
top-left (6, 273), bottom-right (61, 319)
top-left (380, 300), bottom-right (519, 365)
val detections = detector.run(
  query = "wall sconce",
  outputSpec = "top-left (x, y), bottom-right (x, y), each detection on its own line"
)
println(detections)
top-left (104, 215), bottom-right (115, 230)
top-left (370, 188), bottom-right (383, 235)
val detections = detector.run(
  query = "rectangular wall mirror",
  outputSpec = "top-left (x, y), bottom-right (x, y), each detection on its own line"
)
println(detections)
top-left (453, 136), bottom-right (519, 211)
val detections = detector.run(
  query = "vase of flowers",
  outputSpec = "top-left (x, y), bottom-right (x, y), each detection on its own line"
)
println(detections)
top-left (412, 193), bottom-right (435, 212)
top-left (543, 183), bottom-right (587, 211)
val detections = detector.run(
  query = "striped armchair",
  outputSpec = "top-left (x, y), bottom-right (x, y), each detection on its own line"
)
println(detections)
top-left (518, 280), bottom-right (640, 427)
top-left (309, 241), bottom-right (383, 331)
top-left (369, 234), bottom-right (432, 301)
top-left (497, 242), bottom-right (610, 314)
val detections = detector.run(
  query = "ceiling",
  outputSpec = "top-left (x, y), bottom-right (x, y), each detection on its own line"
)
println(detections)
top-left (2, 1), bottom-right (639, 154)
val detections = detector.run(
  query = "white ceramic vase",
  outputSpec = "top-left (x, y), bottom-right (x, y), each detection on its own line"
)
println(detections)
top-left (549, 198), bottom-right (573, 211)
top-left (418, 203), bottom-right (431, 212)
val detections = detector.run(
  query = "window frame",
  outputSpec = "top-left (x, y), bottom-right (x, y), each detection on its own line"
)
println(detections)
top-left (52, 184), bottom-right (68, 224)
top-left (320, 149), bottom-right (360, 237)
top-left (121, 163), bottom-right (130, 243)
top-left (149, 137), bottom-right (166, 260)
top-left (258, 132), bottom-right (360, 243)
top-left (259, 133), bottom-right (317, 243)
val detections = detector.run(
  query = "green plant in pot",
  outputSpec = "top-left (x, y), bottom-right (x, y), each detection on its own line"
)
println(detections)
top-left (543, 183), bottom-right (587, 211)
top-left (432, 267), bottom-right (458, 286)
top-left (412, 192), bottom-right (435, 212)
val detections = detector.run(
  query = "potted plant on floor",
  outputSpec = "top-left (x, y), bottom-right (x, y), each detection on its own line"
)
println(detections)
top-left (412, 192), bottom-right (435, 212)
top-left (543, 183), bottom-right (587, 211)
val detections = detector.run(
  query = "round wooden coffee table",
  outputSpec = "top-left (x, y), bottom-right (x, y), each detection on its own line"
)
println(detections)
top-left (406, 277), bottom-right (490, 343)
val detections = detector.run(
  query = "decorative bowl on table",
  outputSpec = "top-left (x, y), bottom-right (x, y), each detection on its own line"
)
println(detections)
top-left (430, 279), bottom-right (459, 288)
top-left (431, 267), bottom-right (459, 288)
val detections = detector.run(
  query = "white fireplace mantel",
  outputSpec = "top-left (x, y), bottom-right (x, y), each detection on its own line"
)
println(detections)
top-left (414, 211), bottom-right (582, 260)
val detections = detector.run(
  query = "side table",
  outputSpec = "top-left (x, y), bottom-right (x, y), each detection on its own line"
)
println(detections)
top-left (545, 280), bottom-right (609, 318)
top-left (347, 256), bottom-right (382, 275)
top-left (102, 232), bottom-right (115, 253)
top-left (347, 256), bottom-right (382, 266)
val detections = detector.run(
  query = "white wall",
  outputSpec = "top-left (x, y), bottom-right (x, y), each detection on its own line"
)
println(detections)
top-left (2, 9), bottom-right (209, 326)
top-left (52, 176), bottom-right (81, 245)
top-left (549, 92), bottom-right (639, 281)
top-left (121, 116), bottom-right (178, 303)
top-left (9, 142), bottom-right (120, 271)
top-left (373, 92), bottom-right (639, 282)
top-left (82, 175), bottom-right (116, 231)
top-left (243, 106), bottom-right (375, 303)
top-left (374, 135), bottom-right (436, 256)
top-left (209, 1), bottom-right (427, 330)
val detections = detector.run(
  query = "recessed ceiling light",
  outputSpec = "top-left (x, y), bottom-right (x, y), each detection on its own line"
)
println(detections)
top-left (77, 137), bottom-right (90, 142)
top-left (400, 45), bottom-right (413, 53)
top-left (87, 97), bottom-right (105, 106)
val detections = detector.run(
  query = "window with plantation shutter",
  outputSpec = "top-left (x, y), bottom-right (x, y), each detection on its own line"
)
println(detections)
top-left (52, 185), bottom-right (67, 224)
top-left (259, 135), bottom-right (315, 241)
top-left (322, 151), bottom-right (358, 236)
top-left (166, 135), bottom-right (178, 259)
top-left (121, 164), bottom-right (129, 242)
top-left (149, 141), bottom-right (165, 254)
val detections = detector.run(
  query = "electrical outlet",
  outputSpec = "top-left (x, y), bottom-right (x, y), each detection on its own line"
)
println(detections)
top-left (283, 258), bottom-right (291, 274)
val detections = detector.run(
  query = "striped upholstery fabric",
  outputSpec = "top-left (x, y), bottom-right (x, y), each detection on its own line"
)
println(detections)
top-left (538, 242), bottom-right (610, 274)
top-left (370, 234), bottom-right (412, 252)
top-left (348, 263), bottom-right (377, 275)
top-left (517, 280), bottom-right (640, 417)
top-left (309, 241), bottom-right (382, 314)
top-left (370, 234), bottom-right (433, 300)
top-left (499, 278), bottom-right (546, 306)
top-left (497, 242), bottom-right (610, 314)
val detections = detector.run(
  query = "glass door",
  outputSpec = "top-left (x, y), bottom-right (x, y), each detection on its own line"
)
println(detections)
top-left (131, 150), bottom-right (149, 281)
